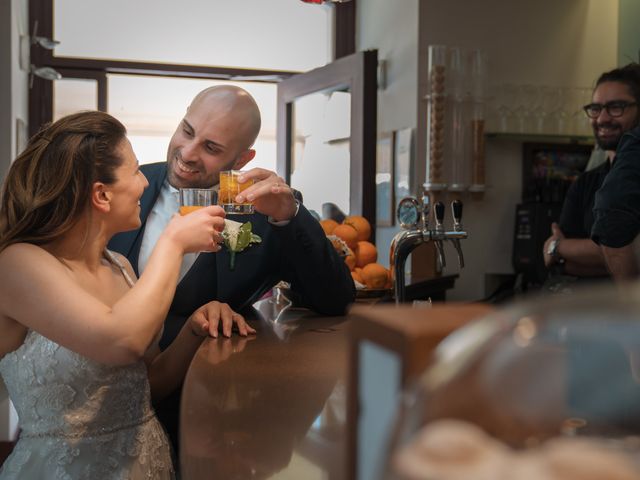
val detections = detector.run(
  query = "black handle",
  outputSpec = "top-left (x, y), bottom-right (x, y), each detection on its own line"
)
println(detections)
top-left (434, 201), bottom-right (445, 223)
top-left (452, 199), bottom-right (463, 221)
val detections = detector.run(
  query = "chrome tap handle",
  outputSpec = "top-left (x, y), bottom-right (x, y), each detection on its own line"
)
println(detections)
top-left (435, 239), bottom-right (446, 270)
top-left (452, 200), bottom-right (463, 230)
top-left (434, 201), bottom-right (445, 232)
top-left (451, 238), bottom-right (465, 268)
top-left (432, 201), bottom-right (446, 269)
top-left (449, 200), bottom-right (465, 268)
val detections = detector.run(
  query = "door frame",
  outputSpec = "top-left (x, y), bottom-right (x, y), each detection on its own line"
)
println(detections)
top-left (276, 50), bottom-right (378, 228)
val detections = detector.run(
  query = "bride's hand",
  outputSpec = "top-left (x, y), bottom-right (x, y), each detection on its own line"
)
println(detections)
top-left (163, 205), bottom-right (226, 254)
top-left (189, 301), bottom-right (256, 338)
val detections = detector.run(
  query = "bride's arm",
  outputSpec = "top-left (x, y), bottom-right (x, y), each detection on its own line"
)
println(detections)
top-left (0, 207), bottom-right (224, 366)
top-left (143, 302), bottom-right (255, 402)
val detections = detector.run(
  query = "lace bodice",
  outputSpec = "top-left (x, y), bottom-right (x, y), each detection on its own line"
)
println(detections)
top-left (1, 331), bottom-right (154, 439)
top-left (0, 250), bottom-right (174, 479)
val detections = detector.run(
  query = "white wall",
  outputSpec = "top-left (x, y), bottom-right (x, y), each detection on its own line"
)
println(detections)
top-left (357, 0), bottom-right (419, 132)
top-left (618, 0), bottom-right (640, 65)
top-left (0, 0), bottom-right (12, 441)
top-left (0, 2), bottom-right (13, 181)
top-left (1, 0), bottom-right (28, 181)
top-left (0, 0), bottom-right (28, 442)
top-left (358, 0), bottom-right (618, 301)
top-left (356, 0), bottom-right (421, 268)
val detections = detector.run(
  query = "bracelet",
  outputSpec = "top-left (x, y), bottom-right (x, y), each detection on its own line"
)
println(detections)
top-left (546, 239), bottom-right (565, 264)
top-left (547, 239), bottom-right (560, 258)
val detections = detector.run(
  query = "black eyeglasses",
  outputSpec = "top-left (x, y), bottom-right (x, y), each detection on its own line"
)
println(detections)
top-left (583, 101), bottom-right (638, 118)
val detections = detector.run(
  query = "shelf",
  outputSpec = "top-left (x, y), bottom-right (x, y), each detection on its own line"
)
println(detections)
top-left (485, 132), bottom-right (594, 145)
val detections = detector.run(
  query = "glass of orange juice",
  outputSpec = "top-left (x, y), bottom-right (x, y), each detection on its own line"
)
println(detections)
top-left (179, 188), bottom-right (216, 215)
top-left (218, 170), bottom-right (254, 214)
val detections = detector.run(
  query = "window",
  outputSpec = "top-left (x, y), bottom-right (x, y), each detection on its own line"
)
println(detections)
top-left (53, 0), bottom-right (333, 72)
top-left (29, 0), bottom-right (355, 171)
top-left (105, 75), bottom-right (277, 167)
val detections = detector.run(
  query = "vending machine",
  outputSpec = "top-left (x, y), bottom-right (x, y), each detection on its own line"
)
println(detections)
top-left (512, 142), bottom-right (593, 286)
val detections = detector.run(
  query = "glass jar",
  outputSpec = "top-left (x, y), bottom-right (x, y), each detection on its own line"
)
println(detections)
top-left (386, 283), bottom-right (640, 479)
top-left (445, 47), bottom-right (467, 193)
top-left (424, 45), bottom-right (448, 192)
top-left (467, 49), bottom-right (487, 193)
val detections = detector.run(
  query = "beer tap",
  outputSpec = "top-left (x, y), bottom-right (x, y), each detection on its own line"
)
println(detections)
top-left (390, 197), bottom-right (425, 303)
top-left (449, 200), bottom-right (465, 268)
top-left (433, 201), bottom-right (446, 270)
top-left (390, 195), bottom-right (469, 304)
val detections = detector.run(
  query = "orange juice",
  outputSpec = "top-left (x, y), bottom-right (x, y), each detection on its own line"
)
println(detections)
top-left (179, 188), bottom-right (215, 215)
top-left (218, 170), bottom-right (254, 214)
top-left (179, 205), bottom-right (204, 216)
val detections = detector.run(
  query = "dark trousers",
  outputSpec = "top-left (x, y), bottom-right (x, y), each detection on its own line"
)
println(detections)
top-left (154, 388), bottom-right (182, 461)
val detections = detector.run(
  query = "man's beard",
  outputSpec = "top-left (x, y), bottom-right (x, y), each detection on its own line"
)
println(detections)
top-left (594, 123), bottom-right (627, 151)
top-left (594, 117), bottom-right (640, 151)
top-left (595, 132), bottom-right (623, 151)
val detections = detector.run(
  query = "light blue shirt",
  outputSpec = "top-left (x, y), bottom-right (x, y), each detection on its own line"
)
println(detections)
top-left (138, 181), bottom-right (198, 283)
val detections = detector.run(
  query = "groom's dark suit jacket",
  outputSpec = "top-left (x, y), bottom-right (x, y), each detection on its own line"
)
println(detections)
top-left (108, 163), bottom-right (355, 350)
top-left (108, 162), bottom-right (354, 452)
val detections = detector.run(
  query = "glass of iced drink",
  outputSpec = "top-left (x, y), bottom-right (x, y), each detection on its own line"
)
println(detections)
top-left (218, 170), bottom-right (254, 214)
top-left (179, 188), bottom-right (216, 215)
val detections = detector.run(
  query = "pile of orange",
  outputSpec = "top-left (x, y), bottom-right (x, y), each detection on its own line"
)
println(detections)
top-left (321, 215), bottom-right (392, 290)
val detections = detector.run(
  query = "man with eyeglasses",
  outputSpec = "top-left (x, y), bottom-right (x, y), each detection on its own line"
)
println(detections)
top-left (589, 64), bottom-right (640, 280)
top-left (543, 64), bottom-right (640, 283)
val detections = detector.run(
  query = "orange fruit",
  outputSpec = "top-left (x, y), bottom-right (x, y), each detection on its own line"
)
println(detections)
top-left (355, 241), bottom-right (378, 268)
top-left (343, 215), bottom-right (371, 242)
top-left (385, 269), bottom-right (393, 289)
top-left (351, 270), bottom-right (363, 284)
top-left (360, 263), bottom-right (389, 289)
top-left (320, 219), bottom-right (339, 235)
top-left (333, 223), bottom-right (358, 250)
top-left (344, 248), bottom-right (356, 271)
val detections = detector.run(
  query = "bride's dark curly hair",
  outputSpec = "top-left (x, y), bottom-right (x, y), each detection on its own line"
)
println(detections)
top-left (0, 110), bottom-right (127, 252)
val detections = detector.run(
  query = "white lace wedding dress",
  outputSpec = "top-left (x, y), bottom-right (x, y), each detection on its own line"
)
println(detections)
top-left (0, 251), bottom-right (175, 479)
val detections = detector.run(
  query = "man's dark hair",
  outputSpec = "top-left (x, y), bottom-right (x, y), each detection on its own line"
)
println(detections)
top-left (596, 63), bottom-right (640, 104)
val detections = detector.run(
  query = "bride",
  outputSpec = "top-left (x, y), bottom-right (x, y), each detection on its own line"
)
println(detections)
top-left (0, 111), bottom-right (254, 479)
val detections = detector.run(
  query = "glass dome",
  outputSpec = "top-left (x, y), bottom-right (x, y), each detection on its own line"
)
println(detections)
top-left (386, 283), bottom-right (640, 480)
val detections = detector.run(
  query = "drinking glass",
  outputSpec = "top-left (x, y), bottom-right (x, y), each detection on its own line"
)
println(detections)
top-left (218, 170), bottom-right (255, 214)
top-left (572, 86), bottom-right (593, 136)
top-left (179, 188), bottom-right (216, 215)
top-left (495, 83), bottom-right (518, 133)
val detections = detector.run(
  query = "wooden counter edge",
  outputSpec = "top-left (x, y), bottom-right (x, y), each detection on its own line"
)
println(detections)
top-left (345, 302), bottom-right (495, 480)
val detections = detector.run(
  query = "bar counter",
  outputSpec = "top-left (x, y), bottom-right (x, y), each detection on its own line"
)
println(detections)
top-left (180, 306), bottom-right (349, 479)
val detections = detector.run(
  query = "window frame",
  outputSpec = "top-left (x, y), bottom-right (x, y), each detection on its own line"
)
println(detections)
top-left (27, 0), bottom-right (355, 137)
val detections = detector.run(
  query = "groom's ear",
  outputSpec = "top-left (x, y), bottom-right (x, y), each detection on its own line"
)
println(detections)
top-left (92, 182), bottom-right (113, 213)
top-left (233, 149), bottom-right (256, 170)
